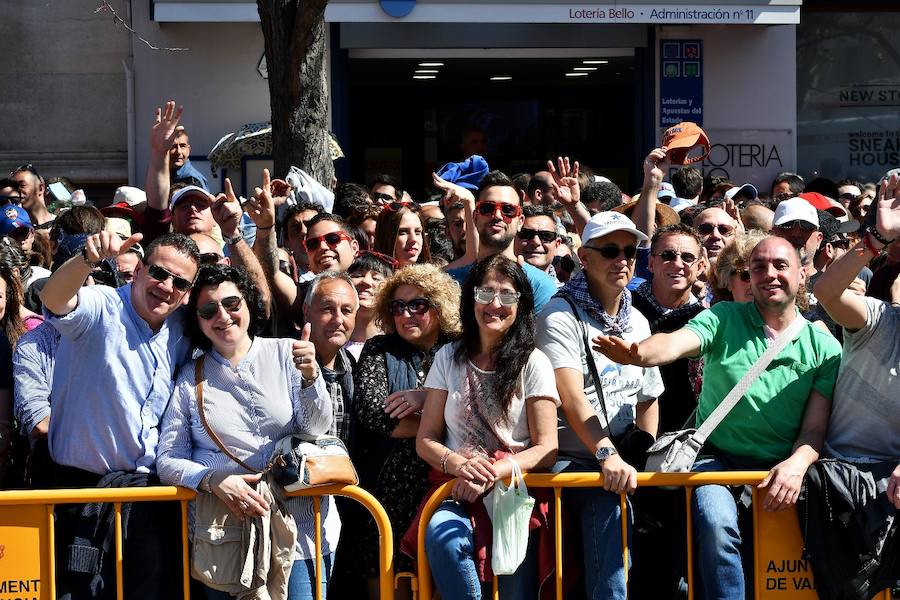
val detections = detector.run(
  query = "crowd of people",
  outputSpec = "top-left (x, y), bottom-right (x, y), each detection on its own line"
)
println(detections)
top-left (0, 101), bottom-right (897, 600)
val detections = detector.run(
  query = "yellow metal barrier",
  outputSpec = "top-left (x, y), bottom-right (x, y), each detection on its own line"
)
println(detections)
top-left (414, 472), bottom-right (894, 600)
top-left (0, 484), bottom-right (394, 600)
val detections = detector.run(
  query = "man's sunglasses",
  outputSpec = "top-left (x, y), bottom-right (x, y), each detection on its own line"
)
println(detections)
top-left (389, 297), bottom-right (432, 317)
top-left (584, 245), bottom-right (638, 260)
top-left (372, 192), bottom-right (395, 204)
top-left (732, 269), bottom-right (751, 283)
top-left (476, 201), bottom-right (522, 220)
top-left (517, 228), bottom-right (557, 243)
top-left (774, 220), bottom-right (817, 232)
top-left (473, 287), bottom-right (521, 306)
top-left (697, 223), bottom-right (736, 237)
top-left (197, 295), bottom-right (243, 320)
top-left (652, 249), bottom-right (699, 265)
top-left (304, 231), bottom-right (353, 252)
top-left (839, 193), bottom-right (860, 202)
top-left (199, 252), bottom-right (221, 265)
top-left (382, 201), bottom-right (420, 213)
top-left (145, 263), bottom-right (194, 292)
top-left (0, 194), bottom-right (23, 205)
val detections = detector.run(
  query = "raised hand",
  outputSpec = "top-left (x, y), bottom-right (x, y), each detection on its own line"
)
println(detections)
top-left (211, 178), bottom-right (243, 238)
top-left (383, 389), bottom-right (426, 419)
top-left (723, 198), bottom-right (746, 233)
top-left (874, 170), bottom-right (900, 242)
top-left (83, 231), bottom-right (143, 264)
top-left (548, 156), bottom-right (581, 207)
top-left (432, 172), bottom-right (475, 209)
top-left (150, 100), bottom-right (184, 155)
top-left (642, 147), bottom-right (668, 188)
top-left (291, 323), bottom-right (318, 382)
top-left (245, 168), bottom-right (276, 230)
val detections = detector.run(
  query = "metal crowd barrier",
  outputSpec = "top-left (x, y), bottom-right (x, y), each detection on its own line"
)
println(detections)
top-left (414, 471), bottom-right (894, 600)
top-left (0, 484), bottom-right (394, 600)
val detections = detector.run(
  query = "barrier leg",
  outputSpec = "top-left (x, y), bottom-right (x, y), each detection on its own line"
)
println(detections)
top-left (554, 487), bottom-right (563, 600)
top-left (114, 502), bottom-right (124, 600)
top-left (181, 500), bottom-right (190, 600)
top-left (314, 496), bottom-right (323, 600)
top-left (46, 504), bottom-right (56, 600)
top-left (752, 488), bottom-right (760, 600)
top-left (684, 488), bottom-right (694, 600)
top-left (620, 493), bottom-right (629, 594)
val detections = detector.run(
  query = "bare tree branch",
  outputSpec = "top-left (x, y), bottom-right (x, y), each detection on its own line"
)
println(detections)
top-left (94, 1), bottom-right (189, 52)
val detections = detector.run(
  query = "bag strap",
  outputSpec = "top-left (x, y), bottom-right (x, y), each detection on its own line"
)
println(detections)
top-left (558, 294), bottom-right (614, 431)
top-left (693, 314), bottom-right (806, 443)
top-left (195, 358), bottom-right (257, 473)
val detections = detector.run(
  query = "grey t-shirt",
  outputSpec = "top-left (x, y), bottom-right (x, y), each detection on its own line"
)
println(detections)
top-left (824, 297), bottom-right (900, 462)
top-left (536, 297), bottom-right (664, 461)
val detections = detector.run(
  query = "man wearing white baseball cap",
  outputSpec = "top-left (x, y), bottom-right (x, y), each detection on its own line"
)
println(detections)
top-left (772, 197), bottom-right (822, 266)
top-left (537, 211), bottom-right (663, 600)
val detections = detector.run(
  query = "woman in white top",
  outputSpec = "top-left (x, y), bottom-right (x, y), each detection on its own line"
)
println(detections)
top-left (416, 254), bottom-right (559, 600)
top-left (157, 264), bottom-right (336, 600)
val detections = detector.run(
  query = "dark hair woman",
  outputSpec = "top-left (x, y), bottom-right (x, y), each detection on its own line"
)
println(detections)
top-left (372, 203), bottom-right (431, 267)
top-left (158, 264), bottom-right (338, 600)
top-left (344, 251), bottom-right (396, 361)
top-left (414, 254), bottom-right (559, 599)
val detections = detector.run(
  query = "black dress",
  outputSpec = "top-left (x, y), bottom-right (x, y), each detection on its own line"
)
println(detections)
top-left (350, 333), bottom-right (442, 577)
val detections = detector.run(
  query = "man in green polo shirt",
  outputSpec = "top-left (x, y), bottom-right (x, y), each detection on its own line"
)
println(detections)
top-left (593, 235), bottom-right (841, 600)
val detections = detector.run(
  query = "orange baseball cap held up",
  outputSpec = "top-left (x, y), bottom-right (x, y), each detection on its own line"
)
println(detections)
top-left (662, 122), bottom-right (711, 165)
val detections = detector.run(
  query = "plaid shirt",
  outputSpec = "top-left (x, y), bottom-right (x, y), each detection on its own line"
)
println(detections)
top-left (320, 348), bottom-right (354, 446)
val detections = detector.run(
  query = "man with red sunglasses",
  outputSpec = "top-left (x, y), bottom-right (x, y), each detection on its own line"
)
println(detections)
top-left (446, 171), bottom-right (557, 312)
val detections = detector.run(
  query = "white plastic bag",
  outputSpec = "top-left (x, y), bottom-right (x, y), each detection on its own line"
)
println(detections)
top-left (485, 458), bottom-right (535, 575)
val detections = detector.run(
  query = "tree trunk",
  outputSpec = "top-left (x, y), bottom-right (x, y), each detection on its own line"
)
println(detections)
top-left (257, 0), bottom-right (333, 187)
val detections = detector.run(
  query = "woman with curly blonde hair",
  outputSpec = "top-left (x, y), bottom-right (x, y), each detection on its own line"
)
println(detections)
top-left (710, 229), bottom-right (770, 304)
top-left (350, 263), bottom-right (460, 599)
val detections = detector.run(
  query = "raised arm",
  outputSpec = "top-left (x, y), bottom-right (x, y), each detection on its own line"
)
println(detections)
top-left (548, 156), bottom-right (590, 236)
top-left (144, 101), bottom-right (183, 211)
top-left (592, 327), bottom-right (702, 368)
top-left (435, 173), bottom-right (479, 270)
top-left (633, 147), bottom-right (668, 240)
top-left (815, 173), bottom-right (900, 330)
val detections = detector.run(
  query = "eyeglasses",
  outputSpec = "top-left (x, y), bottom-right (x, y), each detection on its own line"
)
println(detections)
top-left (652, 249), bottom-right (699, 265)
top-left (389, 297), bottom-right (432, 317)
top-left (304, 231), bottom-right (353, 252)
top-left (774, 220), bottom-right (817, 232)
top-left (830, 237), bottom-right (852, 249)
top-left (774, 192), bottom-right (794, 202)
top-left (552, 254), bottom-right (576, 273)
top-left (584, 244), bottom-right (638, 260)
top-left (839, 193), bottom-right (860, 203)
top-left (372, 192), bottom-right (395, 204)
top-left (382, 201), bottom-right (420, 213)
top-left (697, 223), bottom-right (736, 237)
top-left (517, 228), bottom-right (558, 243)
top-left (199, 252), bottom-right (221, 265)
top-left (145, 263), bottom-right (194, 292)
top-left (473, 287), bottom-right (521, 306)
top-left (355, 250), bottom-right (399, 269)
top-left (732, 269), bottom-right (751, 283)
top-left (197, 295), bottom-right (243, 320)
top-left (475, 201), bottom-right (522, 221)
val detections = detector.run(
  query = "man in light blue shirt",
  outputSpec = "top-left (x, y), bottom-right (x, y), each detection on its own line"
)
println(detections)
top-left (446, 170), bottom-right (558, 312)
top-left (40, 231), bottom-right (200, 600)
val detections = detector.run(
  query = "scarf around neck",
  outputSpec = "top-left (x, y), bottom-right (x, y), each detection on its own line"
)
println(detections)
top-left (560, 270), bottom-right (632, 335)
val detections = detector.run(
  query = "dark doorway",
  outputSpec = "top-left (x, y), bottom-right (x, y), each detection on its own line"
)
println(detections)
top-left (345, 55), bottom-right (637, 199)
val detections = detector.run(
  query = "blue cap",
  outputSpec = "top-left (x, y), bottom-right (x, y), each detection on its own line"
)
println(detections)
top-left (0, 204), bottom-right (32, 236)
top-left (436, 155), bottom-right (489, 192)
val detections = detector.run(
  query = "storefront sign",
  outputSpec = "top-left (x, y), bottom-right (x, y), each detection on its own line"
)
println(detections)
top-left (659, 40), bottom-right (702, 127)
top-left (324, 3), bottom-right (800, 24)
top-left (663, 128), bottom-right (794, 191)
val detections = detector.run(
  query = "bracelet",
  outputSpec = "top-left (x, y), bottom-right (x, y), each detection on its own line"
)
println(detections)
top-left (256, 224), bottom-right (274, 231)
top-left (866, 225), bottom-right (893, 246)
top-left (80, 246), bottom-right (103, 269)
top-left (440, 449), bottom-right (454, 474)
top-left (862, 232), bottom-right (883, 256)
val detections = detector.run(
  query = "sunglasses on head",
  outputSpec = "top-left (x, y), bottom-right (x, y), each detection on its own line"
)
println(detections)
top-left (389, 297), bottom-right (432, 317)
top-left (584, 244), bottom-right (638, 260)
top-left (697, 223), bottom-right (736, 237)
top-left (476, 201), bottom-right (522, 220)
top-left (774, 220), bottom-right (817, 232)
top-left (199, 252), bottom-right (221, 265)
top-left (517, 228), bottom-right (558, 243)
top-left (732, 269), bottom-right (751, 283)
top-left (11, 163), bottom-right (41, 181)
top-left (473, 287), bottom-right (521, 306)
top-left (774, 192), bottom-right (794, 202)
top-left (652, 249), bottom-right (699, 265)
top-left (304, 231), bottom-right (353, 252)
top-left (197, 295), bottom-right (243, 320)
top-left (382, 201), bottom-right (420, 213)
top-left (145, 263), bottom-right (194, 292)
top-left (355, 250), bottom-right (399, 269)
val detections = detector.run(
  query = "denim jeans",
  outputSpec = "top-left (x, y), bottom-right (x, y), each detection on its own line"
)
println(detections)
top-left (553, 458), bottom-right (632, 600)
top-left (203, 554), bottom-right (332, 600)
top-left (424, 499), bottom-right (538, 600)
top-left (692, 457), bottom-right (744, 600)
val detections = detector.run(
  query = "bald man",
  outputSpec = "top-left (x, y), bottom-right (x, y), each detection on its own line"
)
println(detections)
top-left (741, 204), bottom-right (774, 232)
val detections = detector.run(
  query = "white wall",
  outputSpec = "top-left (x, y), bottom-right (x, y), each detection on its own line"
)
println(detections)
top-left (131, 1), bottom-right (270, 193)
top-left (657, 24), bottom-right (797, 191)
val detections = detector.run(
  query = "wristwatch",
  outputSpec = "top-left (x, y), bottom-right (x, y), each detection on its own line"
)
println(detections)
top-left (595, 446), bottom-right (618, 464)
top-left (223, 232), bottom-right (243, 246)
top-left (80, 246), bottom-right (103, 269)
